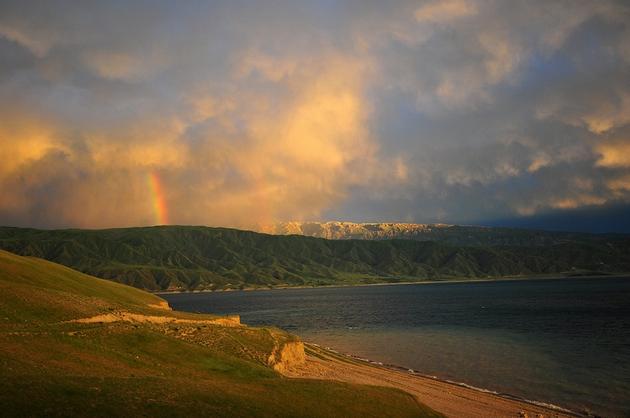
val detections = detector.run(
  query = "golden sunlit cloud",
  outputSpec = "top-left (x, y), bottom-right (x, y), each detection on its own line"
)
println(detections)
top-left (608, 175), bottom-right (630, 193)
top-left (175, 53), bottom-right (379, 228)
top-left (414, 0), bottom-right (476, 23)
top-left (596, 140), bottom-right (630, 168)
top-left (0, 51), bottom-right (383, 228)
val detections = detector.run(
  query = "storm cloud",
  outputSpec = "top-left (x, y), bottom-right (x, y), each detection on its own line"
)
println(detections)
top-left (1, 0), bottom-right (629, 231)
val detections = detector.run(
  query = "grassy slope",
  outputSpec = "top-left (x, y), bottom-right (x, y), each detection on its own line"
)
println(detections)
top-left (0, 225), bottom-right (629, 291)
top-left (0, 250), bottom-right (440, 418)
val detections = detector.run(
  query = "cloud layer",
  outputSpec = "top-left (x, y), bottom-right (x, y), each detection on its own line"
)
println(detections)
top-left (1, 0), bottom-right (629, 230)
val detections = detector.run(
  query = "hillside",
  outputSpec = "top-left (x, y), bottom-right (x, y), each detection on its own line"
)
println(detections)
top-left (260, 221), bottom-right (623, 246)
top-left (0, 225), bottom-right (629, 291)
top-left (0, 249), bottom-right (438, 417)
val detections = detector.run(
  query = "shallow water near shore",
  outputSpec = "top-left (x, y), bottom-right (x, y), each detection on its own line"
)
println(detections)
top-left (164, 277), bottom-right (630, 417)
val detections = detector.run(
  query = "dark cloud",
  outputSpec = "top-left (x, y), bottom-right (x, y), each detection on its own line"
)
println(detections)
top-left (480, 202), bottom-right (630, 233)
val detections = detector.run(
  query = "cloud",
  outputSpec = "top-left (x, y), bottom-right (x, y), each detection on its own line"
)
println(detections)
top-left (0, 23), bottom-right (52, 57)
top-left (608, 174), bottom-right (630, 192)
top-left (82, 51), bottom-right (156, 81)
top-left (596, 139), bottom-right (630, 168)
top-left (172, 52), bottom-right (380, 227)
top-left (414, 0), bottom-right (477, 23)
top-left (0, 40), bottom-right (383, 228)
top-left (0, 0), bottom-right (630, 231)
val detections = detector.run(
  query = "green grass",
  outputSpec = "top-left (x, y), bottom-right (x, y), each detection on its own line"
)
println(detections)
top-left (1, 225), bottom-right (627, 291)
top-left (0, 250), bottom-right (441, 417)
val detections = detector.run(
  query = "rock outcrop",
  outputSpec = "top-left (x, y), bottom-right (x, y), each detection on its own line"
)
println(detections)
top-left (258, 221), bottom-right (452, 241)
top-left (268, 341), bottom-right (306, 373)
top-left (148, 301), bottom-right (172, 310)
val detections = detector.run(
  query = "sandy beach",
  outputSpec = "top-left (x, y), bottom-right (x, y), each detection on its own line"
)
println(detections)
top-left (284, 343), bottom-right (578, 418)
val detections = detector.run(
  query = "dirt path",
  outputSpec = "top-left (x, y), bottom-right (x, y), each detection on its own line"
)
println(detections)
top-left (283, 344), bottom-right (578, 418)
top-left (69, 311), bottom-right (241, 327)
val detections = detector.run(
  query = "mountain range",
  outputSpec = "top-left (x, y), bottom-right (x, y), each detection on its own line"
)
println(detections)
top-left (0, 225), bottom-right (628, 291)
top-left (258, 221), bottom-right (624, 246)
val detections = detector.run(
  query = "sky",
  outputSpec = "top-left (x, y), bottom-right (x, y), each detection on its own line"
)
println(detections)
top-left (1, 0), bottom-right (629, 232)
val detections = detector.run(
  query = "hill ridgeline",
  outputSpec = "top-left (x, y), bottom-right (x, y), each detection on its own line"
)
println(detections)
top-left (0, 225), bottom-right (628, 291)
top-left (0, 249), bottom-right (433, 417)
top-left (258, 221), bottom-right (623, 246)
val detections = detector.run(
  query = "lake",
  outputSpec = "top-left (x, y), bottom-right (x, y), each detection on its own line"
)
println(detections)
top-left (163, 277), bottom-right (630, 417)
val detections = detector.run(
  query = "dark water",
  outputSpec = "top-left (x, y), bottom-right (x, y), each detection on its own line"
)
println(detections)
top-left (163, 277), bottom-right (630, 417)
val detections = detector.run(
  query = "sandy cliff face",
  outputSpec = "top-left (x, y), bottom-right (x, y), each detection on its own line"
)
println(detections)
top-left (268, 341), bottom-right (306, 373)
top-left (258, 221), bottom-right (453, 240)
top-left (148, 301), bottom-right (172, 310)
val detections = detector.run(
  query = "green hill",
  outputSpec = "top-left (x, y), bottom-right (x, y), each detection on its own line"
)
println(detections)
top-left (0, 249), bottom-right (440, 417)
top-left (0, 225), bottom-right (629, 291)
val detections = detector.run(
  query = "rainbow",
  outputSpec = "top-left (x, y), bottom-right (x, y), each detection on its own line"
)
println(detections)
top-left (148, 171), bottom-right (169, 225)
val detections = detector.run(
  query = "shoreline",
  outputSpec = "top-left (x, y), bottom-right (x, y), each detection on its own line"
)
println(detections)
top-left (313, 343), bottom-right (580, 416)
top-left (158, 276), bottom-right (621, 417)
top-left (287, 342), bottom-right (582, 418)
top-left (154, 273), bottom-right (629, 295)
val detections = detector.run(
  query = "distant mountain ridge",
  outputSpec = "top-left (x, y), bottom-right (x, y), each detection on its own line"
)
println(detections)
top-left (258, 221), bottom-right (620, 246)
top-left (259, 222), bottom-right (451, 240)
top-left (0, 225), bottom-right (628, 292)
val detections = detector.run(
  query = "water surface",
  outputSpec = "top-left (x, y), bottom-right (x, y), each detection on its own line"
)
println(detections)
top-left (164, 277), bottom-right (630, 417)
